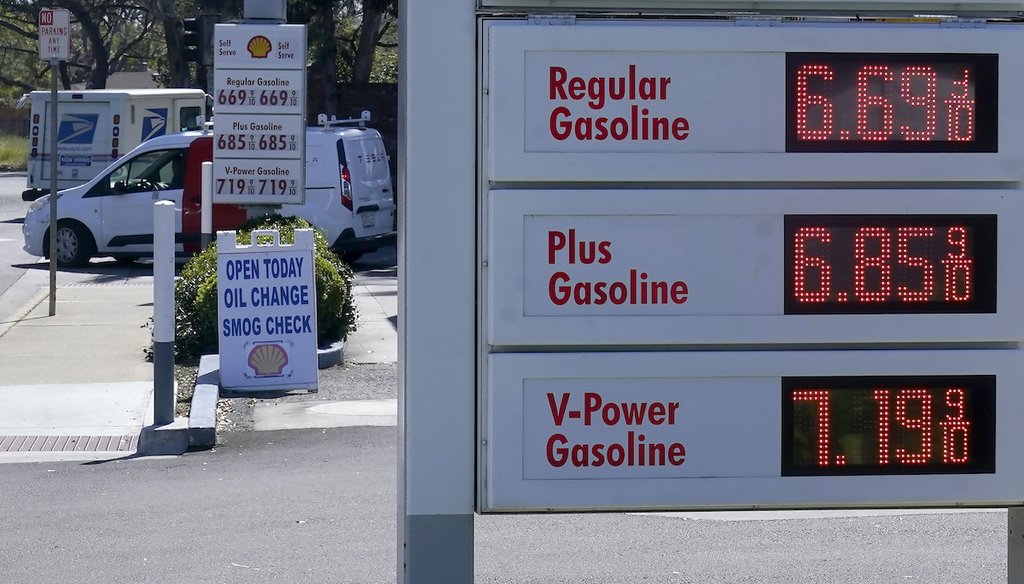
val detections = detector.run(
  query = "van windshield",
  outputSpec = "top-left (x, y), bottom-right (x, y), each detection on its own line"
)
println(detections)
top-left (101, 148), bottom-right (187, 194)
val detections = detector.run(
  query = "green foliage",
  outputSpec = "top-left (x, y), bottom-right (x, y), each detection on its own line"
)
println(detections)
top-left (0, 134), bottom-right (28, 171)
top-left (0, 1), bottom-right (399, 92)
top-left (173, 215), bottom-right (357, 362)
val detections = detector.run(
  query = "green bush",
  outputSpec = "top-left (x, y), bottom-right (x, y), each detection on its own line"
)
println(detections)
top-left (173, 215), bottom-right (357, 362)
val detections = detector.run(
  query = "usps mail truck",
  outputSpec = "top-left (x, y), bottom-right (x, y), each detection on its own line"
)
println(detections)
top-left (19, 88), bottom-right (208, 200)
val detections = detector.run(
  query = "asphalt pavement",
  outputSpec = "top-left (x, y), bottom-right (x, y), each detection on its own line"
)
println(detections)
top-left (0, 245), bottom-right (398, 463)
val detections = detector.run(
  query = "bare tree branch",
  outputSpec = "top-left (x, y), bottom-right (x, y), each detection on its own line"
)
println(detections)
top-left (0, 72), bottom-right (35, 93)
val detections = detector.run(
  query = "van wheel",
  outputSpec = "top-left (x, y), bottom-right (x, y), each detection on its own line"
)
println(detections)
top-left (341, 252), bottom-right (364, 263)
top-left (47, 221), bottom-right (95, 268)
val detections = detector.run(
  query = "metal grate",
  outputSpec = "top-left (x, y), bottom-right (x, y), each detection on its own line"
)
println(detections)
top-left (0, 434), bottom-right (138, 452)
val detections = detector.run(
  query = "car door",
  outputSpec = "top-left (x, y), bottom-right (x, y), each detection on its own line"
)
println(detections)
top-left (90, 148), bottom-right (186, 255)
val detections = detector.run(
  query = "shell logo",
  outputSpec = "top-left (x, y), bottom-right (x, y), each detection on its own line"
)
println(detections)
top-left (248, 343), bottom-right (289, 377)
top-left (247, 35), bottom-right (272, 59)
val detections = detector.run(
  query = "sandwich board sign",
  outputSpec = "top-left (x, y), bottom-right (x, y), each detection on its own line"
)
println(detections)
top-left (216, 229), bottom-right (317, 391)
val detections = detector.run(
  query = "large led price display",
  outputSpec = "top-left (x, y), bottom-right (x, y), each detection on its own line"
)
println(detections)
top-left (786, 53), bottom-right (998, 152)
top-left (782, 376), bottom-right (996, 476)
top-left (784, 215), bottom-right (997, 314)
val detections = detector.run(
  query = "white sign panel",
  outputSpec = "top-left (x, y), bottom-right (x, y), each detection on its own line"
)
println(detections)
top-left (483, 349), bottom-right (1024, 512)
top-left (213, 114), bottom-right (304, 160)
top-left (214, 24), bottom-right (306, 69)
top-left (216, 229), bottom-right (318, 391)
top-left (38, 9), bottom-right (70, 61)
top-left (212, 158), bottom-right (303, 205)
top-left (485, 21), bottom-right (1024, 182)
top-left (213, 69), bottom-right (305, 115)
top-left (524, 51), bottom-right (775, 153)
top-left (487, 189), bottom-right (1024, 346)
top-left (522, 377), bottom-right (768, 480)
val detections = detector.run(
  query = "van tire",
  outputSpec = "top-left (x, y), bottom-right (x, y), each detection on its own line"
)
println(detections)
top-left (46, 221), bottom-right (96, 268)
top-left (341, 252), bottom-right (364, 263)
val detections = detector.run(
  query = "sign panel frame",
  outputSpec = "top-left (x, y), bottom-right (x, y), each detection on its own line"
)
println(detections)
top-left (482, 349), bottom-right (1024, 512)
top-left (484, 20), bottom-right (1024, 183)
top-left (486, 188), bottom-right (1024, 347)
top-left (479, 0), bottom-right (1024, 15)
top-left (213, 23), bottom-right (306, 206)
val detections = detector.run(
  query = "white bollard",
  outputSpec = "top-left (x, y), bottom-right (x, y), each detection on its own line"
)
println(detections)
top-left (153, 200), bottom-right (176, 424)
top-left (201, 161), bottom-right (213, 249)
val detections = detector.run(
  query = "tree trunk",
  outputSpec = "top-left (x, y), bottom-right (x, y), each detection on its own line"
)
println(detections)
top-left (308, 0), bottom-right (338, 120)
top-left (157, 0), bottom-right (189, 88)
top-left (353, 1), bottom-right (386, 83)
top-left (61, 0), bottom-right (108, 88)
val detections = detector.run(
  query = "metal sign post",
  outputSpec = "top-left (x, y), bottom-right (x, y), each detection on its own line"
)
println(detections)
top-left (38, 8), bottom-right (70, 316)
top-left (47, 60), bottom-right (57, 316)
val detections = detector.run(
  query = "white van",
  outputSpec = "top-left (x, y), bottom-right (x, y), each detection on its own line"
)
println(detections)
top-left (21, 117), bottom-right (396, 266)
top-left (19, 88), bottom-right (208, 200)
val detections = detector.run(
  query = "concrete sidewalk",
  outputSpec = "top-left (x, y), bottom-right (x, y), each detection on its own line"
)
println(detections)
top-left (0, 261), bottom-right (399, 463)
top-left (0, 284), bottom-right (155, 462)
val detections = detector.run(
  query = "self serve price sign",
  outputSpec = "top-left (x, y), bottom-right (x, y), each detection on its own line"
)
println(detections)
top-left (213, 24), bottom-right (306, 205)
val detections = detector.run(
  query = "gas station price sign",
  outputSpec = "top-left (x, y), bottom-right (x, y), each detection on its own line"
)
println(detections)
top-left (782, 375), bottom-right (996, 476)
top-left (786, 53), bottom-right (998, 152)
top-left (482, 350), bottom-right (1024, 511)
top-left (486, 21), bottom-right (1024, 183)
top-left (478, 18), bottom-right (1024, 514)
top-left (486, 189), bottom-right (1024, 347)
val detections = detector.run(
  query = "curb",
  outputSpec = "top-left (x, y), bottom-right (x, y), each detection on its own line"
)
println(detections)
top-left (318, 340), bottom-right (345, 369)
top-left (138, 356), bottom-right (219, 455)
top-left (138, 418), bottom-right (189, 455)
top-left (140, 343), bottom-right (346, 455)
top-left (189, 355), bottom-right (220, 449)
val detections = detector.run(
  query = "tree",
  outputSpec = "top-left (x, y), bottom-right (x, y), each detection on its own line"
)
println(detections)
top-left (152, 0), bottom-right (189, 88)
top-left (353, 0), bottom-right (394, 83)
top-left (0, 0), bottom-right (400, 106)
top-left (0, 0), bottom-right (168, 93)
top-left (333, 0), bottom-right (397, 84)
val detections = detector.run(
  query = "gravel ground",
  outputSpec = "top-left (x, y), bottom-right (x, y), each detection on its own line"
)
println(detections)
top-left (174, 359), bottom-right (397, 434)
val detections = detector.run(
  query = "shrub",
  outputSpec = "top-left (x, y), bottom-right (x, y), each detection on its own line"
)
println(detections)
top-left (173, 215), bottom-right (357, 362)
top-left (0, 134), bottom-right (28, 171)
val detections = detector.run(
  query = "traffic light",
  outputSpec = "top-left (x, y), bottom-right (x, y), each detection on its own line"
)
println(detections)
top-left (182, 17), bottom-right (203, 64)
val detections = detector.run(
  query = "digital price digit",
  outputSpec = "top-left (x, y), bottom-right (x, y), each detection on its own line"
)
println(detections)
top-left (786, 53), bottom-right (997, 152)
top-left (782, 376), bottom-right (995, 476)
top-left (784, 215), bottom-right (996, 314)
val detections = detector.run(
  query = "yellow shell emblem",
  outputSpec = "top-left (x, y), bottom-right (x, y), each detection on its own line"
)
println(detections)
top-left (248, 343), bottom-right (289, 376)
top-left (247, 35), bottom-right (272, 59)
